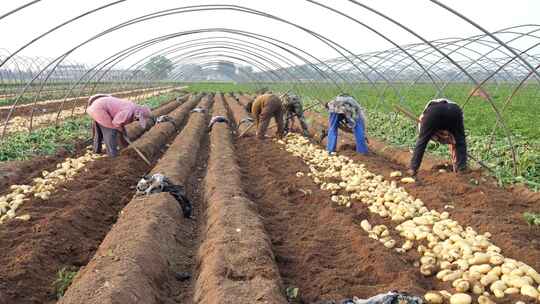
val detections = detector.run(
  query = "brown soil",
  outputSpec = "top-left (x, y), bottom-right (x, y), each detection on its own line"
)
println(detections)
top-left (304, 113), bottom-right (540, 271)
top-left (193, 94), bottom-right (286, 304)
top-left (0, 150), bottom-right (148, 304)
top-left (236, 137), bottom-right (431, 303)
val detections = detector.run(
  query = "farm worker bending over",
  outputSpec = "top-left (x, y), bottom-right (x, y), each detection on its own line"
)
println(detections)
top-left (326, 94), bottom-right (368, 154)
top-left (246, 93), bottom-right (284, 139)
top-left (87, 94), bottom-right (151, 157)
top-left (282, 93), bottom-right (309, 136)
top-left (409, 98), bottom-right (467, 177)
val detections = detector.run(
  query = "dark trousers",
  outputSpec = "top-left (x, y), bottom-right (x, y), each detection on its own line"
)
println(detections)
top-left (92, 121), bottom-right (119, 157)
top-left (257, 98), bottom-right (284, 139)
top-left (410, 103), bottom-right (467, 172)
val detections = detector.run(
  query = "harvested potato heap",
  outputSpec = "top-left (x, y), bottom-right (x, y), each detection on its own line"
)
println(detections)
top-left (0, 150), bottom-right (103, 224)
top-left (5, 106), bottom-right (87, 133)
top-left (278, 133), bottom-right (540, 304)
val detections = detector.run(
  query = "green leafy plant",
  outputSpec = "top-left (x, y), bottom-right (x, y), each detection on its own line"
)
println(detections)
top-left (523, 212), bottom-right (540, 226)
top-left (52, 266), bottom-right (78, 299)
top-left (286, 286), bottom-right (299, 300)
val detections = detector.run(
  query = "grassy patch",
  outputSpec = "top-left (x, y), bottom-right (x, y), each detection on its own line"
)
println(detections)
top-left (0, 118), bottom-right (91, 161)
top-left (52, 266), bottom-right (78, 299)
top-left (140, 92), bottom-right (178, 108)
top-left (523, 212), bottom-right (540, 226)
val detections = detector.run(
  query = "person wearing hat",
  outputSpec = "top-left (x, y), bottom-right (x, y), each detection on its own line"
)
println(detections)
top-left (325, 94), bottom-right (368, 154)
top-left (87, 94), bottom-right (152, 157)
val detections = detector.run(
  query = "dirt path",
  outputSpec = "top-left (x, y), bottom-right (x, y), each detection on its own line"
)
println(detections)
top-left (236, 137), bottom-right (430, 303)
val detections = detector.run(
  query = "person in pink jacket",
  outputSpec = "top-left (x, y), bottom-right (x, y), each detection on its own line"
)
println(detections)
top-left (87, 94), bottom-right (151, 157)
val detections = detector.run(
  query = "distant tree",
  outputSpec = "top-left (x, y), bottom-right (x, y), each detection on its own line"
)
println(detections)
top-left (144, 55), bottom-right (174, 79)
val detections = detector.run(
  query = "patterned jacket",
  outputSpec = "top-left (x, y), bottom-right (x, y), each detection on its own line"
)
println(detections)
top-left (327, 95), bottom-right (367, 126)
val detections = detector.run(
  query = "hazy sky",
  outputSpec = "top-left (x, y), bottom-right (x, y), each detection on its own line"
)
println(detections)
top-left (1, 0), bottom-right (539, 69)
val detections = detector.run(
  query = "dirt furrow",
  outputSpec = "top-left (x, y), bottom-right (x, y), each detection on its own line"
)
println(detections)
top-left (192, 93), bottom-right (286, 304)
top-left (58, 94), bottom-right (213, 304)
top-left (0, 94), bottom-right (205, 304)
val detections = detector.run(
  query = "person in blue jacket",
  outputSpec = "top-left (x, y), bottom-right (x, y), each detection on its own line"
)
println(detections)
top-left (325, 94), bottom-right (369, 154)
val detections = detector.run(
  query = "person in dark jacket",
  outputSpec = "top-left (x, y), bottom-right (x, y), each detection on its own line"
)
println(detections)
top-left (409, 98), bottom-right (467, 176)
top-left (282, 93), bottom-right (309, 136)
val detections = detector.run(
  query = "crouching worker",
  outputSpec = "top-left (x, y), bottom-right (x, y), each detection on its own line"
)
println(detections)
top-left (246, 93), bottom-right (284, 139)
top-left (409, 98), bottom-right (467, 176)
top-left (283, 93), bottom-right (309, 136)
top-left (87, 94), bottom-right (151, 157)
top-left (326, 94), bottom-right (368, 154)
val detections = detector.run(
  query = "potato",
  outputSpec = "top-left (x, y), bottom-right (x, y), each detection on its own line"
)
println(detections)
top-left (464, 271), bottom-right (482, 281)
top-left (490, 280), bottom-right (507, 298)
top-left (520, 285), bottom-right (539, 299)
top-left (440, 261), bottom-right (452, 270)
top-left (383, 240), bottom-right (396, 249)
top-left (443, 270), bottom-right (464, 282)
top-left (470, 264), bottom-right (492, 274)
top-left (504, 287), bottom-right (519, 295)
top-left (453, 279), bottom-right (470, 292)
top-left (15, 214), bottom-right (31, 221)
top-left (470, 253), bottom-right (491, 265)
top-left (390, 171), bottom-right (402, 178)
top-left (424, 292), bottom-right (443, 304)
top-left (449, 293), bottom-right (471, 304)
top-left (439, 290), bottom-right (452, 299)
top-left (480, 273), bottom-right (499, 286)
top-left (401, 177), bottom-right (415, 183)
top-left (526, 269), bottom-right (540, 284)
top-left (489, 254), bottom-right (504, 265)
top-left (453, 259), bottom-right (470, 271)
top-left (421, 264), bottom-right (438, 276)
top-left (507, 276), bottom-right (529, 288)
top-left (472, 282), bottom-right (485, 295)
top-left (421, 256), bottom-right (437, 265)
top-left (477, 295), bottom-right (494, 304)
top-left (360, 220), bottom-right (371, 232)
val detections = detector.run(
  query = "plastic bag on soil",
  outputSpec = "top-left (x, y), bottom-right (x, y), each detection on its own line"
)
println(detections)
top-left (136, 173), bottom-right (193, 218)
top-left (314, 291), bottom-right (424, 304)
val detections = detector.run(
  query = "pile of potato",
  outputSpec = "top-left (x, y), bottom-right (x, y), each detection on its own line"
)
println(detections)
top-left (0, 150), bottom-right (103, 224)
top-left (5, 106), bottom-right (88, 134)
top-left (279, 134), bottom-right (540, 303)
